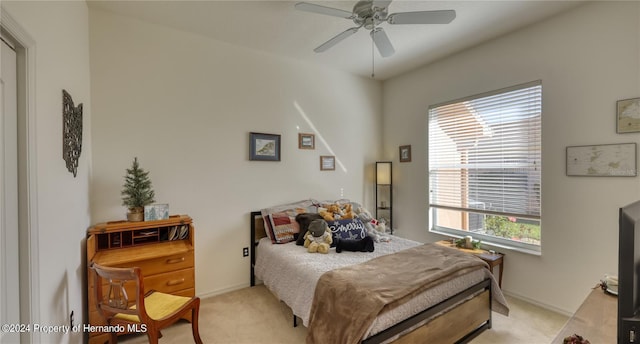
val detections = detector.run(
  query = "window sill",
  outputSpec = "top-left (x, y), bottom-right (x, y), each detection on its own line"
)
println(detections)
top-left (478, 238), bottom-right (541, 256)
top-left (430, 228), bottom-right (541, 256)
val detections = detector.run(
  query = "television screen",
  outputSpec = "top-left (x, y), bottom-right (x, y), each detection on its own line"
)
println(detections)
top-left (619, 200), bottom-right (640, 343)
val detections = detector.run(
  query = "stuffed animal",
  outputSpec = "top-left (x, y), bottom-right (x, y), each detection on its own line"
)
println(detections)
top-left (319, 204), bottom-right (341, 221)
top-left (304, 219), bottom-right (333, 254)
top-left (295, 213), bottom-right (324, 246)
top-left (563, 334), bottom-right (590, 344)
top-left (353, 206), bottom-right (390, 243)
top-left (319, 203), bottom-right (354, 222)
top-left (335, 236), bottom-right (375, 253)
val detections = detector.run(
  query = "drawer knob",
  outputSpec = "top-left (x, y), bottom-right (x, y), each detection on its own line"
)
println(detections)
top-left (167, 278), bottom-right (185, 286)
top-left (166, 257), bottom-right (185, 264)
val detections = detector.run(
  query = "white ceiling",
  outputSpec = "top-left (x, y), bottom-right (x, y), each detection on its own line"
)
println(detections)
top-left (87, 0), bottom-right (583, 80)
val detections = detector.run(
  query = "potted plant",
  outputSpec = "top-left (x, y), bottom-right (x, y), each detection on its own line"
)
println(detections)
top-left (121, 157), bottom-right (155, 221)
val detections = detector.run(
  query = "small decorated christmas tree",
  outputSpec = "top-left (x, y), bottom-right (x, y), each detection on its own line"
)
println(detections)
top-left (121, 157), bottom-right (155, 221)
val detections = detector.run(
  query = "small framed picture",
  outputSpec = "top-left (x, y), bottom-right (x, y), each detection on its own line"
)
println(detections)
top-left (399, 145), bottom-right (412, 162)
top-left (617, 97), bottom-right (640, 133)
top-left (320, 155), bottom-right (335, 171)
top-left (249, 132), bottom-right (281, 161)
top-left (298, 133), bottom-right (315, 149)
top-left (144, 204), bottom-right (169, 221)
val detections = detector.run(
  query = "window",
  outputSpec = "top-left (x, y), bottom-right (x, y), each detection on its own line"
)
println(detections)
top-left (428, 81), bottom-right (542, 253)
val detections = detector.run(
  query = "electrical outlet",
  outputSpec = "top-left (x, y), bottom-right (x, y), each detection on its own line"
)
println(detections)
top-left (70, 310), bottom-right (74, 327)
top-left (242, 247), bottom-right (249, 257)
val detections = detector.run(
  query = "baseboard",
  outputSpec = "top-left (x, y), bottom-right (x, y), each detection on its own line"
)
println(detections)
top-left (502, 290), bottom-right (573, 317)
top-left (197, 283), bottom-right (250, 300)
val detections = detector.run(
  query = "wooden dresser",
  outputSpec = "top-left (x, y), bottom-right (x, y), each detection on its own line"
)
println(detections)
top-left (551, 288), bottom-right (617, 343)
top-left (86, 215), bottom-right (195, 344)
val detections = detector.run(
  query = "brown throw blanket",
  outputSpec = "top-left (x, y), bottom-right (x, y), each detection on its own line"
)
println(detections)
top-left (306, 243), bottom-right (490, 344)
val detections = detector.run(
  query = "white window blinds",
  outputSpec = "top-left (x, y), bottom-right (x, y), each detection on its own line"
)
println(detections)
top-left (428, 81), bottom-right (541, 220)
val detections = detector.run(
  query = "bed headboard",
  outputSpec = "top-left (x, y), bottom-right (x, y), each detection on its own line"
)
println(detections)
top-left (250, 211), bottom-right (266, 286)
top-left (251, 211), bottom-right (267, 241)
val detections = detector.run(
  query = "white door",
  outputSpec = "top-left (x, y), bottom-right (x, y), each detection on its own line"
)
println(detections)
top-left (0, 36), bottom-right (20, 343)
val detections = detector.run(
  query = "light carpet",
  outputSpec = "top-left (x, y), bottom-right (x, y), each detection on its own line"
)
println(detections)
top-left (119, 285), bottom-right (568, 344)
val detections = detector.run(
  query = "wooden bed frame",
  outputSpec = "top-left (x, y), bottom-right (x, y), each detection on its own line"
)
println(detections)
top-left (249, 211), bottom-right (493, 344)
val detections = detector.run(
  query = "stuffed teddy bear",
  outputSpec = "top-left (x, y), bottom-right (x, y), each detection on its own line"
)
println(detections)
top-left (294, 213), bottom-right (324, 246)
top-left (319, 204), bottom-right (341, 221)
top-left (319, 203), bottom-right (354, 222)
top-left (304, 219), bottom-right (333, 254)
top-left (334, 236), bottom-right (375, 253)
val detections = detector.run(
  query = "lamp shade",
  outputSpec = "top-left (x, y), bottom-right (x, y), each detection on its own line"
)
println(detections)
top-left (376, 162), bottom-right (391, 185)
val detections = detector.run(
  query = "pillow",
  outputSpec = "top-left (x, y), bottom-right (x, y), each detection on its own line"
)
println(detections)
top-left (327, 218), bottom-right (367, 241)
top-left (295, 213), bottom-right (324, 246)
top-left (260, 200), bottom-right (316, 244)
top-left (265, 212), bottom-right (300, 244)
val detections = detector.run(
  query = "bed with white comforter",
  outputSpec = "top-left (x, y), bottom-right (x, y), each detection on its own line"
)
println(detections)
top-left (253, 235), bottom-right (507, 341)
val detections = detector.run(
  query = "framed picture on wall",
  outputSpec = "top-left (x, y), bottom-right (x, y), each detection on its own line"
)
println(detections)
top-left (566, 143), bottom-right (636, 176)
top-left (320, 155), bottom-right (335, 171)
top-left (249, 132), bottom-right (281, 161)
top-left (298, 133), bottom-right (315, 149)
top-left (617, 97), bottom-right (640, 133)
top-left (399, 145), bottom-right (412, 162)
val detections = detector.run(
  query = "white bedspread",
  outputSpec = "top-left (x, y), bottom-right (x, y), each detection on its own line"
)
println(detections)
top-left (254, 235), bottom-right (505, 338)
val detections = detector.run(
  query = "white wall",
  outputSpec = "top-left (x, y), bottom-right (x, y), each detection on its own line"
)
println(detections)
top-left (2, 1), bottom-right (92, 343)
top-left (383, 1), bottom-right (640, 314)
top-left (4, 1), bottom-right (627, 332)
top-left (88, 9), bottom-right (382, 297)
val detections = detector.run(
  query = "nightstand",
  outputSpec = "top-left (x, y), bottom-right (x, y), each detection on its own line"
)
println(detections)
top-left (435, 240), bottom-right (504, 288)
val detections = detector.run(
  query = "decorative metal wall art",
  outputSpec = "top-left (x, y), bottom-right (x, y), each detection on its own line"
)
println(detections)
top-left (62, 89), bottom-right (83, 177)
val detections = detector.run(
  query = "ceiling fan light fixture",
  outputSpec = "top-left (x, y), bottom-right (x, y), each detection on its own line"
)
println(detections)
top-left (372, 0), bottom-right (393, 11)
top-left (373, 10), bottom-right (388, 22)
top-left (364, 17), bottom-right (375, 30)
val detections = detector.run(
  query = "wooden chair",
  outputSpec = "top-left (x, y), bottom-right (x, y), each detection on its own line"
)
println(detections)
top-left (90, 262), bottom-right (203, 344)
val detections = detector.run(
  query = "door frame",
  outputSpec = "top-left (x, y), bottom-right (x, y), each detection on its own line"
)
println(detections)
top-left (1, 9), bottom-right (41, 343)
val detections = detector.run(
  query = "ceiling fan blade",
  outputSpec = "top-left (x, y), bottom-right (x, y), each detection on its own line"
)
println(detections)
top-left (370, 28), bottom-right (395, 58)
top-left (387, 10), bottom-right (456, 25)
top-left (294, 2), bottom-right (353, 19)
top-left (314, 27), bottom-right (359, 53)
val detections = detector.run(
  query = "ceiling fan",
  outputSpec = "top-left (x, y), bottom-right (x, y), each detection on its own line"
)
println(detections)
top-left (295, 0), bottom-right (456, 58)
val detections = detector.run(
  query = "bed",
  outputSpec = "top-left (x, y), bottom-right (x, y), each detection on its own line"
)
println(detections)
top-left (249, 207), bottom-right (509, 344)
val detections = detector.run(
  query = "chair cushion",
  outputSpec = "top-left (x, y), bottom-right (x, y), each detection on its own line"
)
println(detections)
top-left (114, 292), bottom-right (192, 322)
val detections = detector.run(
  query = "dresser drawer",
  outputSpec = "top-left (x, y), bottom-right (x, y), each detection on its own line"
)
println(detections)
top-left (144, 267), bottom-right (194, 294)
top-left (113, 251), bottom-right (194, 276)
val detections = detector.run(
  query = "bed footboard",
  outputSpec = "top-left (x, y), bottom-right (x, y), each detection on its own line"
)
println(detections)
top-left (362, 278), bottom-right (492, 344)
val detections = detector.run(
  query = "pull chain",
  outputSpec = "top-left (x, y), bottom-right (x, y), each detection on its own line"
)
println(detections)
top-left (371, 30), bottom-right (375, 78)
